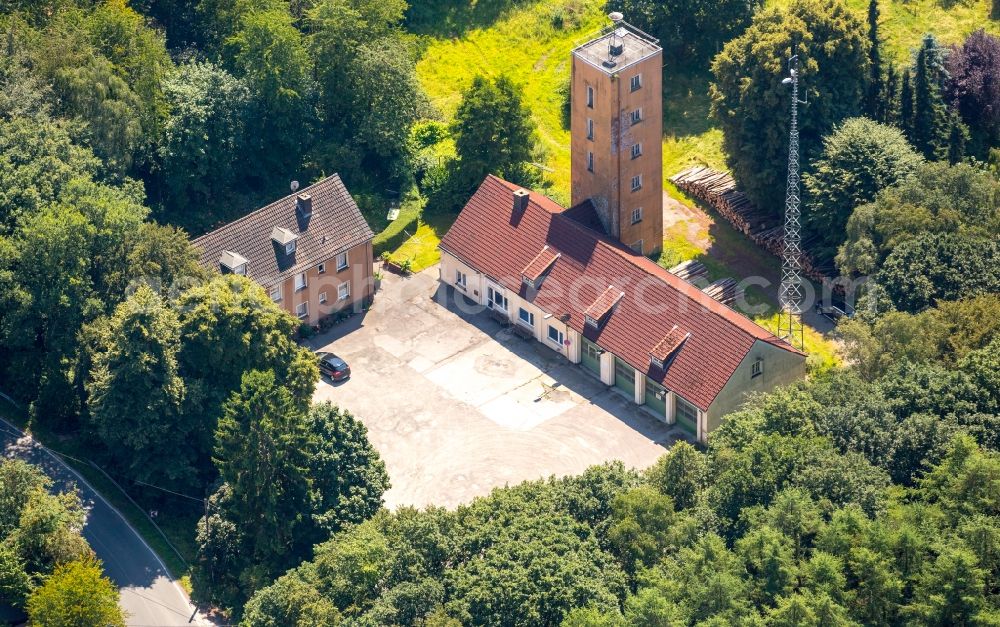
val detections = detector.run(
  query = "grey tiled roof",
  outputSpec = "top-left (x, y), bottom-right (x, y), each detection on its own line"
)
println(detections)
top-left (192, 174), bottom-right (374, 285)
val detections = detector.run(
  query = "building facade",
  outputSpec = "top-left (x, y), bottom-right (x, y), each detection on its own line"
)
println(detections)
top-left (570, 19), bottom-right (663, 255)
top-left (192, 174), bottom-right (375, 325)
top-left (439, 177), bottom-right (805, 443)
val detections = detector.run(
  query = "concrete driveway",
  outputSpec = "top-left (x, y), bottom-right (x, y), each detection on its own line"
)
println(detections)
top-left (309, 267), bottom-right (685, 510)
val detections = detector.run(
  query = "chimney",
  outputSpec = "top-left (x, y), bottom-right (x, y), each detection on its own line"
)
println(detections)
top-left (513, 189), bottom-right (529, 214)
top-left (296, 193), bottom-right (312, 218)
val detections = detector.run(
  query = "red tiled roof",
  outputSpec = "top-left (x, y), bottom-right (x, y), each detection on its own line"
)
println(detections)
top-left (439, 175), bottom-right (803, 410)
top-left (584, 286), bottom-right (625, 323)
top-left (522, 246), bottom-right (560, 283)
top-left (651, 325), bottom-right (687, 362)
top-left (192, 174), bottom-right (373, 285)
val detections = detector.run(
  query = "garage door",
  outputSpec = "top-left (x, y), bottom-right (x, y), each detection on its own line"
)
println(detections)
top-left (645, 378), bottom-right (667, 419)
top-left (675, 395), bottom-right (698, 436)
top-left (581, 338), bottom-right (601, 377)
top-left (614, 357), bottom-right (635, 397)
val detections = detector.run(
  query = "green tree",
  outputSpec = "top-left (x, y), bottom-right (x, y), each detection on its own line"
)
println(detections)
top-left (175, 274), bottom-right (318, 478)
top-left (864, 0), bottom-right (883, 120)
top-left (0, 545), bottom-right (32, 609)
top-left (26, 557), bottom-right (125, 627)
top-left (803, 117), bottom-right (922, 261)
top-left (158, 61), bottom-right (250, 225)
top-left (606, 0), bottom-right (761, 68)
top-left (904, 543), bottom-right (988, 626)
top-left (710, 0), bottom-right (870, 216)
top-left (837, 161), bottom-right (1000, 277)
top-left (644, 441), bottom-right (706, 510)
top-left (606, 486), bottom-right (675, 578)
top-left (451, 74), bottom-right (539, 195)
top-left (876, 232), bottom-right (1000, 313)
top-left (86, 285), bottom-right (191, 486)
top-left (226, 8), bottom-right (315, 191)
top-left (910, 34), bottom-right (962, 161)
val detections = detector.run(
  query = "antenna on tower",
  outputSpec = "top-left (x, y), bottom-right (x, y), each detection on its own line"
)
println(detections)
top-left (607, 12), bottom-right (625, 60)
top-left (778, 54), bottom-right (806, 351)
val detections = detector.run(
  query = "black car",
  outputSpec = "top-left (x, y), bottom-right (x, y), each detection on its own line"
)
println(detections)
top-left (317, 352), bottom-right (351, 381)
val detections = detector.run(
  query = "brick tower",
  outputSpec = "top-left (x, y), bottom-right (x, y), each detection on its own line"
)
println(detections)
top-left (570, 15), bottom-right (663, 255)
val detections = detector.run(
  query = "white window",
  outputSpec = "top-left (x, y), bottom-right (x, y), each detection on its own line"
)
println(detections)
top-left (455, 269), bottom-right (468, 289)
top-left (336, 252), bottom-right (348, 271)
top-left (338, 282), bottom-right (350, 301)
top-left (487, 285), bottom-right (508, 312)
top-left (751, 359), bottom-right (764, 378)
top-left (318, 263), bottom-right (326, 274)
top-left (587, 151), bottom-right (594, 172)
top-left (630, 108), bottom-right (642, 125)
top-left (631, 207), bottom-right (643, 224)
top-left (586, 85), bottom-right (594, 108)
top-left (631, 143), bottom-right (642, 159)
top-left (518, 307), bottom-right (534, 327)
top-left (631, 174), bottom-right (642, 192)
top-left (285, 241), bottom-right (296, 255)
top-left (295, 302), bottom-right (308, 319)
top-left (294, 272), bottom-right (307, 291)
top-left (631, 240), bottom-right (643, 254)
top-left (630, 74), bottom-right (642, 92)
top-left (547, 325), bottom-right (564, 346)
top-left (586, 118), bottom-right (594, 140)
top-left (269, 284), bottom-right (282, 302)
top-left (233, 263), bottom-right (247, 276)
top-left (319, 292), bottom-right (328, 304)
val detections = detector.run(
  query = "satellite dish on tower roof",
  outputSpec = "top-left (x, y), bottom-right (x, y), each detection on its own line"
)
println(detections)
top-left (290, 180), bottom-right (300, 192)
top-left (608, 11), bottom-right (623, 22)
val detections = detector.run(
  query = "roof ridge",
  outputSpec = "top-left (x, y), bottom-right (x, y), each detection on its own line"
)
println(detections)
top-left (193, 174), bottom-right (342, 243)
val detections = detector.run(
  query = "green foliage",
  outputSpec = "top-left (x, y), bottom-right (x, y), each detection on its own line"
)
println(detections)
top-left (803, 117), bottom-right (922, 262)
top-left (606, 0), bottom-right (761, 68)
top-left (86, 285), bottom-right (190, 486)
top-left (0, 459), bottom-right (92, 612)
top-left (26, 557), bottom-right (125, 627)
top-left (876, 232), bottom-right (1000, 313)
top-left (710, 0), bottom-right (870, 216)
top-left (194, 373), bottom-right (387, 609)
top-left (447, 74), bottom-right (540, 206)
top-left (838, 161), bottom-right (1000, 276)
top-left (159, 61), bottom-right (251, 227)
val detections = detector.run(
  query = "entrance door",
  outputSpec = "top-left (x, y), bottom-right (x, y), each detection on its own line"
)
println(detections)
top-left (614, 357), bottom-right (635, 397)
top-left (581, 338), bottom-right (601, 377)
top-left (486, 284), bottom-right (508, 312)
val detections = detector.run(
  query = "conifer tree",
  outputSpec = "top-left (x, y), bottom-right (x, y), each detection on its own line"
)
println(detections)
top-left (865, 0), bottom-right (884, 120)
top-left (911, 34), bottom-right (957, 160)
top-left (899, 68), bottom-right (914, 134)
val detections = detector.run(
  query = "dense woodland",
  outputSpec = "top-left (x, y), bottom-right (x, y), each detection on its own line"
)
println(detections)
top-left (0, 0), bottom-right (999, 622)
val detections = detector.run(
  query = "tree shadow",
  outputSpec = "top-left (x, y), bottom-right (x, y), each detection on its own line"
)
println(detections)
top-left (663, 69), bottom-right (717, 139)
top-left (405, 0), bottom-right (538, 37)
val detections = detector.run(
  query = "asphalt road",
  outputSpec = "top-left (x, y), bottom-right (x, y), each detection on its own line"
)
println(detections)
top-left (0, 416), bottom-right (210, 627)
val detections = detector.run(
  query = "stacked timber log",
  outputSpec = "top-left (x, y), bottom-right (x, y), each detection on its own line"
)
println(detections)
top-left (669, 167), bottom-right (837, 283)
top-left (702, 278), bottom-right (743, 306)
top-left (667, 260), bottom-right (708, 283)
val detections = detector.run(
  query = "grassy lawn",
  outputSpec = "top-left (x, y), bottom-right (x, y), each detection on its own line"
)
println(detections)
top-left (383, 212), bottom-right (457, 273)
top-left (0, 397), bottom-right (197, 587)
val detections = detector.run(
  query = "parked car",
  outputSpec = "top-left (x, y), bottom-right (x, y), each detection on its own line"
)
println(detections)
top-left (317, 352), bottom-right (351, 381)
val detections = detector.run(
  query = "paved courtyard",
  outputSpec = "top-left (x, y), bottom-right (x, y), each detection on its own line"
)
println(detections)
top-left (309, 267), bottom-right (686, 509)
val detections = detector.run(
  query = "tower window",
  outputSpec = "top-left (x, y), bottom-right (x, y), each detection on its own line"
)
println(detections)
top-left (587, 151), bottom-right (594, 172)
top-left (630, 74), bottom-right (642, 92)
top-left (631, 143), bottom-right (642, 159)
top-left (586, 86), bottom-right (594, 108)
top-left (631, 207), bottom-right (643, 224)
top-left (631, 174), bottom-right (642, 192)
top-left (586, 118), bottom-right (594, 141)
top-left (630, 108), bottom-right (642, 125)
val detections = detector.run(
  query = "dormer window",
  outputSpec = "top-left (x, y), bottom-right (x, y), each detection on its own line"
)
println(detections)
top-left (584, 286), bottom-right (625, 329)
top-left (219, 250), bottom-right (249, 276)
top-left (271, 226), bottom-right (298, 255)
